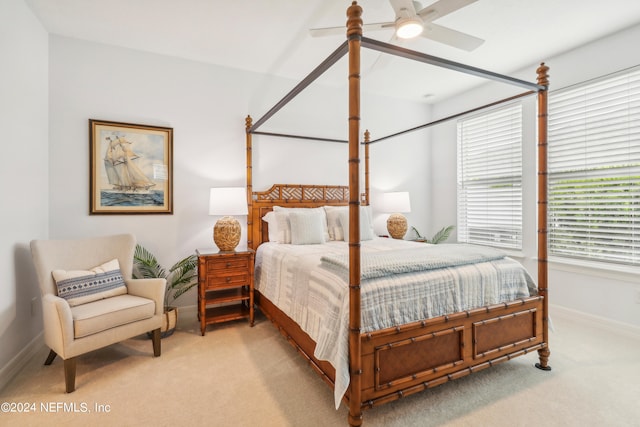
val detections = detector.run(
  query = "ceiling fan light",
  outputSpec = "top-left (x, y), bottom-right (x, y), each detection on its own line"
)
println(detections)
top-left (396, 17), bottom-right (423, 39)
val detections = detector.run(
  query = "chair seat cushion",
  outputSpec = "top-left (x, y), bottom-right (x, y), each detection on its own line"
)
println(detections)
top-left (71, 294), bottom-right (156, 338)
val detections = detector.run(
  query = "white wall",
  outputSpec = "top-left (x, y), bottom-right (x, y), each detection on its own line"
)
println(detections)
top-left (431, 23), bottom-right (640, 327)
top-left (48, 36), bottom-right (258, 261)
top-left (369, 125), bottom-right (432, 238)
top-left (47, 35), bottom-right (430, 307)
top-left (0, 0), bottom-right (49, 385)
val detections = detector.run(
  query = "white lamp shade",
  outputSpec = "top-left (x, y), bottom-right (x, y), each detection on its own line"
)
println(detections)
top-left (380, 192), bottom-right (411, 213)
top-left (209, 187), bottom-right (248, 216)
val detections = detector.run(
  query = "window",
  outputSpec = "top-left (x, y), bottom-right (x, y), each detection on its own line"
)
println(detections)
top-left (457, 104), bottom-right (523, 249)
top-left (548, 67), bottom-right (640, 266)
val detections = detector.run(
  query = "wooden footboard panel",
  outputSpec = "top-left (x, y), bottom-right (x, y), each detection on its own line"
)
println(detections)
top-left (256, 291), bottom-right (546, 410)
top-left (360, 296), bottom-right (546, 407)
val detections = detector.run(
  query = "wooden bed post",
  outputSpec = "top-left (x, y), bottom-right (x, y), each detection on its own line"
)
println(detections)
top-left (246, 115), bottom-right (254, 249)
top-left (347, 2), bottom-right (363, 426)
top-left (535, 63), bottom-right (552, 371)
top-left (364, 129), bottom-right (370, 206)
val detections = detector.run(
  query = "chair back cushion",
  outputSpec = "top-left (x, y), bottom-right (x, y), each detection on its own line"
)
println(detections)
top-left (31, 234), bottom-right (136, 298)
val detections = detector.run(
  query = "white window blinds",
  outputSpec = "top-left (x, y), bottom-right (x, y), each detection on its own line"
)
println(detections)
top-left (457, 104), bottom-right (523, 249)
top-left (548, 67), bottom-right (640, 266)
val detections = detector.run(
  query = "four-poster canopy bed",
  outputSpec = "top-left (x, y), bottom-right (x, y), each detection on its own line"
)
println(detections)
top-left (244, 2), bottom-right (550, 426)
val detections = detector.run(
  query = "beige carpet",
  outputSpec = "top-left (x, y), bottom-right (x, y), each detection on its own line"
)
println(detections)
top-left (2, 307), bottom-right (639, 427)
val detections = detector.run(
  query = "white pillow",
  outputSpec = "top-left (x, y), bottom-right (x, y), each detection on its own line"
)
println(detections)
top-left (262, 211), bottom-right (290, 243)
top-left (338, 207), bottom-right (374, 241)
top-left (361, 205), bottom-right (374, 238)
top-left (325, 205), bottom-right (374, 240)
top-left (272, 206), bottom-right (330, 242)
top-left (323, 206), bottom-right (348, 240)
top-left (289, 210), bottom-right (326, 245)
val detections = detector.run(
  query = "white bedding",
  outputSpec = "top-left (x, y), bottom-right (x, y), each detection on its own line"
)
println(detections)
top-left (254, 237), bottom-right (537, 409)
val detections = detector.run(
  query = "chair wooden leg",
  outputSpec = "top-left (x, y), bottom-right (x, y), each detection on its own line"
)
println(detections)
top-left (64, 357), bottom-right (76, 393)
top-left (44, 349), bottom-right (57, 365)
top-left (151, 328), bottom-right (161, 357)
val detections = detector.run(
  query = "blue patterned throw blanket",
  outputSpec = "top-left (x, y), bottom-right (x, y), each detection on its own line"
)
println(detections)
top-left (320, 243), bottom-right (506, 281)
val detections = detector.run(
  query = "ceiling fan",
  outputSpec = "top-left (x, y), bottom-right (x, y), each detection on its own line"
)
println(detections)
top-left (310, 0), bottom-right (484, 52)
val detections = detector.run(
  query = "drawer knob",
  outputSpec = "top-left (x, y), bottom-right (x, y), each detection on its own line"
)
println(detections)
top-left (226, 277), bottom-right (231, 283)
top-left (226, 262), bottom-right (232, 268)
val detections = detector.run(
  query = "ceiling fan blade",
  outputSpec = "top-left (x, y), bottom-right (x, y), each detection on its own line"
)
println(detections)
top-left (367, 34), bottom-right (404, 74)
top-left (417, 0), bottom-right (478, 22)
top-left (309, 26), bottom-right (343, 37)
top-left (421, 22), bottom-right (484, 51)
top-left (390, 0), bottom-right (419, 18)
top-left (309, 22), bottom-right (395, 38)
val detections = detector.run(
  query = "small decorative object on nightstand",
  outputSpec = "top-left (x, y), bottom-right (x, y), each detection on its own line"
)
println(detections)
top-left (381, 191), bottom-right (411, 239)
top-left (208, 187), bottom-right (248, 252)
top-left (196, 248), bottom-right (255, 336)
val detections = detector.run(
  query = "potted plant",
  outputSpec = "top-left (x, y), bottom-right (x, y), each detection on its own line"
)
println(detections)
top-left (411, 225), bottom-right (455, 244)
top-left (133, 244), bottom-right (198, 338)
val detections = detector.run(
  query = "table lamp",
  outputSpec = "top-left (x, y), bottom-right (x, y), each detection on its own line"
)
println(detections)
top-left (381, 191), bottom-right (411, 239)
top-left (209, 187), bottom-right (248, 251)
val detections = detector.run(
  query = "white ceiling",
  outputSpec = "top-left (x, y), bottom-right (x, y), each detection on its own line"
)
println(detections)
top-left (25, 0), bottom-right (640, 104)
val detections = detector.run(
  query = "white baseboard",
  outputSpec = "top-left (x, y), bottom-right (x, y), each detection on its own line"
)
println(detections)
top-left (0, 332), bottom-right (45, 392)
top-left (550, 303), bottom-right (640, 339)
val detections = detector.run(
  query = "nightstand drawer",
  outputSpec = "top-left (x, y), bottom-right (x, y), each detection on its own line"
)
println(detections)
top-left (206, 272), bottom-right (249, 288)
top-left (207, 258), bottom-right (249, 271)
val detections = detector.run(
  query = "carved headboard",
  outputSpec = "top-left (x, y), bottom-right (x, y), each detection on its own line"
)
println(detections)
top-left (247, 183), bottom-right (367, 250)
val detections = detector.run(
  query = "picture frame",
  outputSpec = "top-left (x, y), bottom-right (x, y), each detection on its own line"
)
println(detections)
top-left (89, 119), bottom-right (173, 214)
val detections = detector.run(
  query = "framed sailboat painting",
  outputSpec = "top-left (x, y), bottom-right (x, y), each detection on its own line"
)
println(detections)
top-left (90, 119), bottom-right (173, 214)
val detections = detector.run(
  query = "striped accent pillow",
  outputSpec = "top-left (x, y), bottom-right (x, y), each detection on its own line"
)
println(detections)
top-left (52, 259), bottom-right (127, 306)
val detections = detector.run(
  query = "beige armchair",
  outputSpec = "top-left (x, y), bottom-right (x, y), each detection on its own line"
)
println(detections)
top-left (30, 234), bottom-right (165, 392)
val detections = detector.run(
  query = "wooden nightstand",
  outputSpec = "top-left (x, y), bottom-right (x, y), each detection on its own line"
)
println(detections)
top-left (196, 249), bottom-right (255, 336)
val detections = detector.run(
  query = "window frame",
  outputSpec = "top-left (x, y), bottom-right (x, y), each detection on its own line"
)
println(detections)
top-left (456, 102), bottom-right (524, 250)
top-left (547, 66), bottom-right (640, 267)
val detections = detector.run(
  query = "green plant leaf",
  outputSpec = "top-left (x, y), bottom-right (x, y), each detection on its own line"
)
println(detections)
top-left (166, 255), bottom-right (198, 304)
top-left (133, 244), bottom-right (166, 279)
top-left (411, 226), bottom-right (424, 240)
top-left (428, 225), bottom-right (455, 244)
top-left (132, 244), bottom-right (198, 307)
